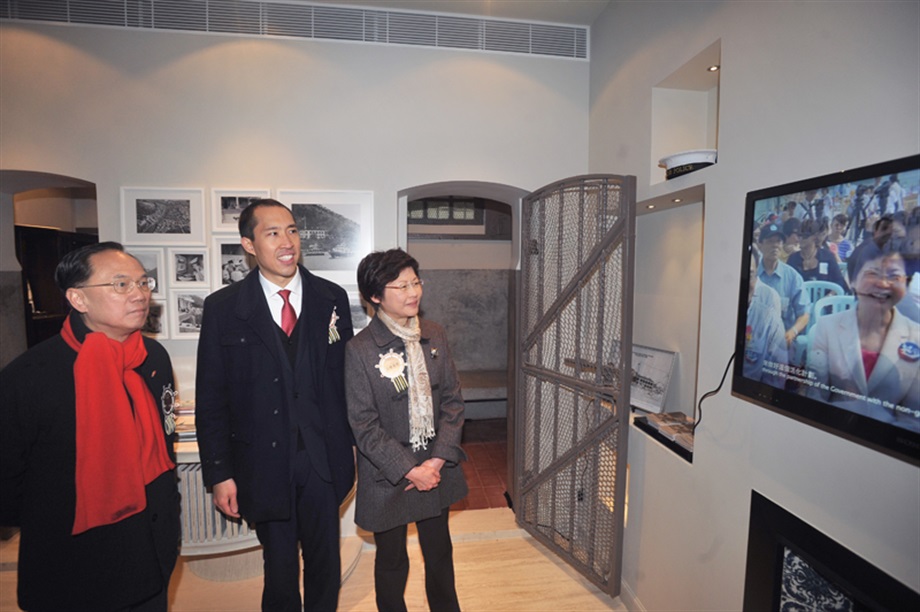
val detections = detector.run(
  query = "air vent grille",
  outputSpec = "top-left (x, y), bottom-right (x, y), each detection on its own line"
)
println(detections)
top-left (263, 2), bottom-right (312, 38)
top-left (70, 0), bottom-right (127, 27)
top-left (437, 16), bottom-right (481, 50)
top-left (153, 0), bottom-right (206, 32)
top-left (208, 0), bottom-right (262, 36)
top-left (484, 20), bottom-right (530, 55)
top-left (0, 0), bottom-right (589, 60)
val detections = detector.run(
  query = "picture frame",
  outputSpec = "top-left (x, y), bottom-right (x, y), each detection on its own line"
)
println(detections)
top-left (141, 298), bottom-right (169, 340)
top-left (121, 187), bottom-right (206, 246)
top-left (212, 236), bottom-right (253, 288)
top-left (211, 188), bottom-right (271, 233)
top-left (167, 248), bottom-right (210, 288)
top-left (347, 289), bottom-right (371, 332)
top-left (125, 247), bottom-right (164, 297)
top-left (275, 189), bottom-right (374, 285)
top-left (630, 344), bottom-right (677, 413)
top-left (169, 290), bottom-right (208, 340)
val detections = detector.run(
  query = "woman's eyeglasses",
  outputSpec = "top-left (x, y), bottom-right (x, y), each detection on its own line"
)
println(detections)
top-left (385, 280), bottom-right (424, 293)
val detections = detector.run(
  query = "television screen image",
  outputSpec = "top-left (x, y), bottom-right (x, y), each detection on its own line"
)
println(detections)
top-left (733, 154), bottom-right (920, 465)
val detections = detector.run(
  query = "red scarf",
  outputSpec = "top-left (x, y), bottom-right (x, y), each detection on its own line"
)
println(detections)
top-left (61, 315), bottom-right (175, 535)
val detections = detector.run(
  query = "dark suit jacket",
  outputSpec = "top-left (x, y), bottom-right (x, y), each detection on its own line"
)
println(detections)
top-left (195, 266), bottom-right (355, 524)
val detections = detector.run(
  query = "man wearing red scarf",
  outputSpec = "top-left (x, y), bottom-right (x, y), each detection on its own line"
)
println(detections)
top-left (0, 242), bottom-right (180, 612)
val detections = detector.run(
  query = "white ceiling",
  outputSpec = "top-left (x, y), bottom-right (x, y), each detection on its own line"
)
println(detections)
top-left (314, 0), bottom-right (612, 26)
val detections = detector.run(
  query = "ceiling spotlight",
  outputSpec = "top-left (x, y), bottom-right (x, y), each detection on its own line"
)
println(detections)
top-left (672, 198), bottom-right (682, 203)
top-left (647, 204), bottom-right (656, 210)
top-left (708, 65), bottom-right (720, 72)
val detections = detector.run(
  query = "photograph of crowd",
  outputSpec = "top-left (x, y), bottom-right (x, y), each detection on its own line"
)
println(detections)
top-left (743, 168), bottom-right (920, 432)
top-left (136, 198), bottom-right (191, 235)
top-left (122, 188), bottom-right (205, 245)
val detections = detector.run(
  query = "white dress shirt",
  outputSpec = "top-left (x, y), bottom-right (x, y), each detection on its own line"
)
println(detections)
top-left (258, 270), bottom-right (303, 329)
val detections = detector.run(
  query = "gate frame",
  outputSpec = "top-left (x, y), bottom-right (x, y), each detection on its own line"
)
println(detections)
top-left (513, 174), bottom-right (636, 598)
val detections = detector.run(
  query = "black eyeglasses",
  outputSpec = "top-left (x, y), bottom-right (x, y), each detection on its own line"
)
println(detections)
top-left (76, 277), bottom-right (157, 294)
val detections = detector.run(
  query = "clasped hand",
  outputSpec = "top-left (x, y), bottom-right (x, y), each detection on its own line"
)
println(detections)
top-left (405, 458), bottom-right (445, 491)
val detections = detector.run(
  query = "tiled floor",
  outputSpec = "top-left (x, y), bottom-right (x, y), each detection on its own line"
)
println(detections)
top-left (453, 418), bottom-right (510, 511)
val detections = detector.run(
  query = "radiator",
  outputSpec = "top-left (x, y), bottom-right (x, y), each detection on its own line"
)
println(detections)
top-left (177, 463), bottom-right (260, 556)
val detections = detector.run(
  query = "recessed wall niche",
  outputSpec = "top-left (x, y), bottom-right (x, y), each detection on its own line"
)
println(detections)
top-left (650, 40), bottom-right (721, 184)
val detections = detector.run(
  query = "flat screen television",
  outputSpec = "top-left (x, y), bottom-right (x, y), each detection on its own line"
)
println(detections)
top-left (733, 154), bottom-right (920, 465)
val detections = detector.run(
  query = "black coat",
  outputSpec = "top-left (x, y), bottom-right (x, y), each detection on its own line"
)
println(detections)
top-left (0, 316), bottom-right (180, 612)
top-left (195, 266), bottom-right (356, 523)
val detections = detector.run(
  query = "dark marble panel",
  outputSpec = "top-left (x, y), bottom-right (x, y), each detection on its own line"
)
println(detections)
top-left (419, 269), bottom-right (510, 372)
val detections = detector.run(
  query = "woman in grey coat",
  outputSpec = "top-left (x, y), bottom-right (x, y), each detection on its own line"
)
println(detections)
top-left (346, 249), bottom-right (468, 612)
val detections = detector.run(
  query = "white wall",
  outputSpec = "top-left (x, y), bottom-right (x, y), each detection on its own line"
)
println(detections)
top-left (0, 21), bottom-right (589, 373)
top-left (591, 1), bottom-right (920, 609)
top-left (13, 188), bottom-right (91, 232)
top-left (634, 201), bottom-right (703, 415)
top-left (409, 239), bottom-right (513, 270)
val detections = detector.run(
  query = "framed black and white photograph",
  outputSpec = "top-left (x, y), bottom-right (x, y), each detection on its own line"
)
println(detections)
top-left (121, 187), bottom-right (206, 245)
top-left (276, 190), bottom-right (373, 285)
top-left (211, 188), bottom-right (271, 233)
top-left (347, 289), bottom-right (371, 332)
top-left (125, 247), bottom-right (164, 297)
top-left (167, 248), bottom-right (209, 288)
top-left (169, 290), bottom-right (208, 340)
top-left (212, 236), bottom-right (253, 287)
top-left (630, 344), bottom-right (678, 413)
top-left (141, 298), bottom-right (169, 340)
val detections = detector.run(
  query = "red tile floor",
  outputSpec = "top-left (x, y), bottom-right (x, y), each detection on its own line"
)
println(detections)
top-left (452, 418), bottom-right (510, 511)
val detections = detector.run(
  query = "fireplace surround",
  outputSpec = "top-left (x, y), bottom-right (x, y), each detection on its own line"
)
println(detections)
top-left (743, 491), bottom-right (918, 611)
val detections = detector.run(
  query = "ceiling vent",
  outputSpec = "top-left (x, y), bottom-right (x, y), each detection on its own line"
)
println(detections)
top-left (0, 0), bottom-right (589, 60)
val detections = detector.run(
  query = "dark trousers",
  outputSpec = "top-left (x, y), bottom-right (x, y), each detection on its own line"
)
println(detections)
top-left (254, 452), bottom-right (340, 612)
top-left (373, 507), bottom-right (461, 612)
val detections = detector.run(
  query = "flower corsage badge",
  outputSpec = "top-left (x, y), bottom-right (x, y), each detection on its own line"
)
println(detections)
top-left (376, 348), bottom-right (409, 392)
top-left (328, 306), bottom-right (340, 344)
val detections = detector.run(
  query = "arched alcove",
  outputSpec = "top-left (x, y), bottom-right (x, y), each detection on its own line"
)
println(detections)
top-left (396, 180), bottom-right (526, 393)
top-left (0, 170), bottom-right (98, 367)
top-left (397, 180), bottom-right (528, 270)
top-left (396, 180), bottom-right (528, 502)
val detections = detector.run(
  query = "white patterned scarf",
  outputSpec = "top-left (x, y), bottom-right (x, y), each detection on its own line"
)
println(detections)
top-left (378, 309), bottom-right (435, 451)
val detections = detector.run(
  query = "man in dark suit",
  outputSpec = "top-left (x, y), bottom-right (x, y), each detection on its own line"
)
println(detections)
top-left (1, 242), bottom-right (180, 611)
top-left (195, 199), bottom-right (355, 611)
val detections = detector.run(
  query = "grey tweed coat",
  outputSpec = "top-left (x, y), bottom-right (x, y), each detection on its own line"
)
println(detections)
top-left (345, 315), bottom-right (468, 533)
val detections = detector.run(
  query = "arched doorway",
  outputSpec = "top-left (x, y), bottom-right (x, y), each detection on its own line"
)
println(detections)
top-left (0, 170), bottom-right (98, 368)
top-left (397, 180), bottom-right (528, 506)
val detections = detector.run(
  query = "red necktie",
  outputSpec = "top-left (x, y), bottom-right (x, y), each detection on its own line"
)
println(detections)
top-left (279, 289), bottom-right (296, 336)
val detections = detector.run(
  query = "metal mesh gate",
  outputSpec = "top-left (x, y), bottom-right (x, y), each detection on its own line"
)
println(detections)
top-left (514, 174), bottom-right (635, 597)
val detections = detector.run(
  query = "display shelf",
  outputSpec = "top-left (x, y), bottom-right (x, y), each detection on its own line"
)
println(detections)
top-left (632, 411), bottom-right (694, 463)
top-left (650, 40), bottom-right (721, 186)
